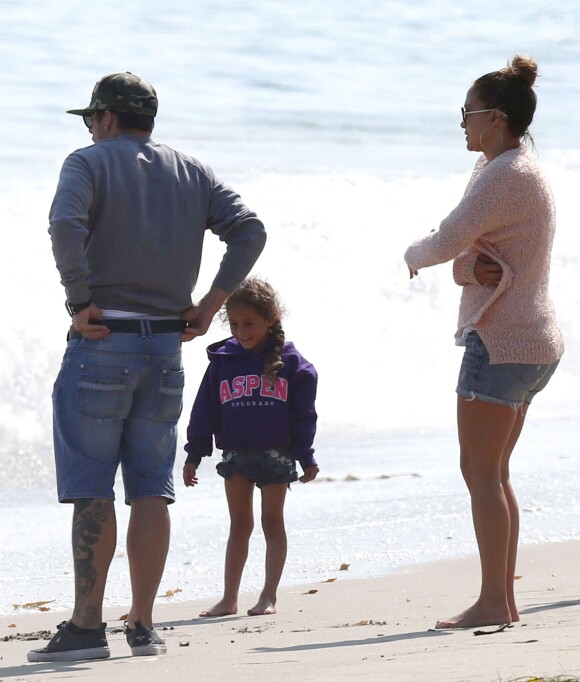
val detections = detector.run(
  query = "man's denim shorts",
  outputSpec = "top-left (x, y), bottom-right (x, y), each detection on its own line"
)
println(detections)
top-left (217, 449), bottom-right (298, 488)
top-left (53, 332), bottom-right (184, 505)
top-left (456, 331), bottom-right (560, 409)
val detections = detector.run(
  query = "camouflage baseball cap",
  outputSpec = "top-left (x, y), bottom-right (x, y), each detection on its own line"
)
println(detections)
top-left (67, 72), bottom-right (158, 117)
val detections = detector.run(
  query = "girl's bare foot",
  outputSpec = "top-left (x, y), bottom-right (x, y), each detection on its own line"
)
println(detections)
top-left (199, 599), bottom-right (237, 617)
top-left (435, 600), bottom-right (511, 629)
top-left (247, 597), bottom-right (276, 616)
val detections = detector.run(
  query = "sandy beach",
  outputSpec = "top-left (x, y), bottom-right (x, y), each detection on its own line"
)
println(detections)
top-left (1, 540), bottom-right (578, 682)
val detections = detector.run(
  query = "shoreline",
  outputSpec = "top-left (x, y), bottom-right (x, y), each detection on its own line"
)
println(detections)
top-left (5, 414), bottom-right (580, 620)
top-left (2, 540), bottom-right (579, 682)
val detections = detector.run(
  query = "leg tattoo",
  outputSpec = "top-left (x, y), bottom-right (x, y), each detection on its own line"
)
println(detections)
top-left (72, 500), bottom-right (110, 598)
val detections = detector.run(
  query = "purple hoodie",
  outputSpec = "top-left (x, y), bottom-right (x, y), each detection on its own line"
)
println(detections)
top-left (184, 336), bottom-right (318, 471)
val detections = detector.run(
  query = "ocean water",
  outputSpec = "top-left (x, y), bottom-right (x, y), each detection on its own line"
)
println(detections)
top-left (1, 0), bottom-right (579, 615)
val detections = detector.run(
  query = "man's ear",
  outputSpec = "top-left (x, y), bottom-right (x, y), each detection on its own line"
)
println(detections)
top-left (103, 110), bottom-right (118, 133)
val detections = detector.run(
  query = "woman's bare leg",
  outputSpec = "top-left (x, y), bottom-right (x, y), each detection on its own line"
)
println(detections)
top-left (248, 483), bottom-right (288, 616)
top-left (436, 396), bottom-right (524, 628)
top-left (500, 403), bottom-right (528, 622)
top-left (199, 474), bottom-right (255, 617)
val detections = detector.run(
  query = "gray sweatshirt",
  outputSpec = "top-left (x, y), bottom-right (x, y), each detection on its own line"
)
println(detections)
top-left (49, 133), bottom-right (266, 315)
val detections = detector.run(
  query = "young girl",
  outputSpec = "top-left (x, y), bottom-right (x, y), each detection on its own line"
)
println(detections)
top-left (183, 278), bottom-right (319, 617)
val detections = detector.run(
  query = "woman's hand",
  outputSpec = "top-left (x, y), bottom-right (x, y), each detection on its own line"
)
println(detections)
top-left (474, 254), bottom-right (503, 288)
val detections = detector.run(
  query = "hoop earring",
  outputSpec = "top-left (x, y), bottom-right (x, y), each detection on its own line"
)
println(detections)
top-left (480, 127), bottom-right (504, 155)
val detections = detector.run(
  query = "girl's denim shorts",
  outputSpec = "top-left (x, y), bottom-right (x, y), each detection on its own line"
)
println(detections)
top-left (217, 449), bottom-right (298, 488)
top-left (456, 331), bottom-right (560, 409)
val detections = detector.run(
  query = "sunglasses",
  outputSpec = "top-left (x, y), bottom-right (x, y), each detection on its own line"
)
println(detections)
top-left (82, 113), bottom-right (95, 129)
top-left (461, 107), bottom-right (507, 124)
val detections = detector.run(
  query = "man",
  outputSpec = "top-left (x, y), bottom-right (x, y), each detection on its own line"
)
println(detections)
top-left (28, 72), bottom-right (266, 662)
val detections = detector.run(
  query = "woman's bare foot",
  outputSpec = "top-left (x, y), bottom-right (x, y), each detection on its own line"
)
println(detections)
top-left (199, 599), bottom-right (237, 617)
top-left (435, 600), bottom-right (511, 629)
top-left (247, 597), bottom-right (276, 616)
top-left (508, 600), bottom-right (520, 623)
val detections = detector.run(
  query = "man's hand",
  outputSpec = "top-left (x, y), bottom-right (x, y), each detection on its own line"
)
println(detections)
top-left (183, 463), bottom-right (199, 487)
top-left (299, 465), bottom-right (319, 483)
top-left (73, 303), bottom-right (110, 339)
top-left (181, 286), bottom-right (229, 342)
top-left (180, 304), bottom-right (215, 342)
top-left (474, 254), bottom-right (503, 288)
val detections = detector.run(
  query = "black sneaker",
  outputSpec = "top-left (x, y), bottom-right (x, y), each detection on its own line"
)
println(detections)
top-left (27, 620), bottom-right (110, 662)
top-left (125, 620), bottom-right (167, 656)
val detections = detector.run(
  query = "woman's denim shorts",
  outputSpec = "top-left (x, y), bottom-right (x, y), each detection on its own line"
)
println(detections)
top-left (217, 449), bottom-right (298, 488)
top-left (456, 331), bottom-right (559, 409)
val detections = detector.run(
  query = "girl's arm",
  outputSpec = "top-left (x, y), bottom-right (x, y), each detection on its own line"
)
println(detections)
top-left (184, 364), bottom-right (220, 468)
top-left (288, 364), bottom-right (318, 473)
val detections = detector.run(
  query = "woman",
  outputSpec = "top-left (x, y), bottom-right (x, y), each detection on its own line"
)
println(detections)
top-left (404, 55), bottom-right (564, 629)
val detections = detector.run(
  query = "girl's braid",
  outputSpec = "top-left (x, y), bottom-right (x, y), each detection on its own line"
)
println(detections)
top-left (264, 320), bottom-right (285, 385)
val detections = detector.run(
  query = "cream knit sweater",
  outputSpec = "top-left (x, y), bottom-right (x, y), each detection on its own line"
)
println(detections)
top-left (405, 146), bottom-right (564, 364)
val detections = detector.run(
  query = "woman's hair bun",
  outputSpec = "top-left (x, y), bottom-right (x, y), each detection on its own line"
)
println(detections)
top-left (503, 55), bottom-right (538, 87)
